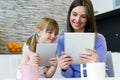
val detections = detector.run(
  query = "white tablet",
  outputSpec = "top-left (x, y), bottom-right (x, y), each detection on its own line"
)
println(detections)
top-left (64, 32), bottom-right (95, 64)
top-left (36, 43), bottom-right (57, 66)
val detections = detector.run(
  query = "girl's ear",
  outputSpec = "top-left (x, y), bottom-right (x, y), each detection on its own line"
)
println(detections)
top-left (36, 29), bottom-right (41, 37)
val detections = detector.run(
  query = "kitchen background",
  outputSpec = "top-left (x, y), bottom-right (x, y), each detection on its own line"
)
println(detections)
top-left (0, 0), bottom-right (73, 53)
top-left (0, 0), bottom-right (120, 79)
top-left (0, 0), bottom-right (119, 53)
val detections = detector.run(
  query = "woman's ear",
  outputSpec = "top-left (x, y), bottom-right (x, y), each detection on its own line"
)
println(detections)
top-left (36, 29), bottom-right (41, 37)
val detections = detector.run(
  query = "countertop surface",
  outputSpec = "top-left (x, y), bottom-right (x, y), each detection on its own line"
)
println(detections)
top-left (3, 77), bottom-right (120, 80)
top-left (0, 52), bottom-right (21, 54)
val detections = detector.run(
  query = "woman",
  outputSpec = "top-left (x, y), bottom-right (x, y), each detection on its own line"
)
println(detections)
top-left (57, 0), bottom-right (107, 78)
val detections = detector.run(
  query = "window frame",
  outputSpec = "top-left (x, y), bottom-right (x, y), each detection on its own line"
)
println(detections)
top-left (113, 0), bottom-right (120, 9)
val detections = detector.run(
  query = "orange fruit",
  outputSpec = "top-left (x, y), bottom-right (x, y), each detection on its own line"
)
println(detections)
top-left (17, 43), bottom-right (22, 49)
top-left (16, 49), bottom-right (21, 52)
top-left (12, 42), bottom-right (17, 48)
top-left (14, 45), bottom-right (18, 49)
top-left (7, 42), bottom-right (22, 52)
top-left (11, 48), bottom-right (16, 52)
top-left (7, 42), bottom-right (13, 49)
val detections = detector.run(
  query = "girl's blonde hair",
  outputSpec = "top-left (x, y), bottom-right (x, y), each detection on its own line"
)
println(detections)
top-left (26, 17), bottom-right (59, 52)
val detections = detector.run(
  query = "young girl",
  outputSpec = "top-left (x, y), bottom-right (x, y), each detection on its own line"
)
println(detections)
top-left (21, 17), bottom-right (59, 78)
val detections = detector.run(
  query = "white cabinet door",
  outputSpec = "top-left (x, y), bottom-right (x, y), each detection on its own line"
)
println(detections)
top-left (9, 55), bottom-right (22, 78)
top-left (0, 55), bottom-right (11, 79)
top-left (0, 54), bottom-right (22, 79)
top-left (91, 0), bottom-right (113, 15)
top-left (111, 52), bottom-right (120, 77)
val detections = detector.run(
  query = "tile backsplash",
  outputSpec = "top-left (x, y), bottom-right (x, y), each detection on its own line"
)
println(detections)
top-left (0, 0), bottom-right (73, 52)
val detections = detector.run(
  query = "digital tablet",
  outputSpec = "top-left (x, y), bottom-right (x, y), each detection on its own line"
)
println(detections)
top-left (36, 43), bottom-right (57, 66)
top-left (64, 32), bottom-right (95, 64)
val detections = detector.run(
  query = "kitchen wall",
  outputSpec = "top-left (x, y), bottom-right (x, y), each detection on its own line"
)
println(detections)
top-left (0, 0), bottom-right (73, 52)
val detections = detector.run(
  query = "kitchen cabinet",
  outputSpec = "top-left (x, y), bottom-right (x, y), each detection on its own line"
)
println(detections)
top-left (91, 0), bottom-right (113, 15)
top-left (0, 54), bottom-right (22, 79)
top-left (96, 8), bottom-right (120, 52)
top-left (0, 55), bottom-right (10, 79)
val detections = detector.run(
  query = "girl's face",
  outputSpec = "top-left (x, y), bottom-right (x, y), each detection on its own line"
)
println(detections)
top-left (70, 6), bottom-right (87, 32)
top-left (37, 29), bottom-right (57, 43)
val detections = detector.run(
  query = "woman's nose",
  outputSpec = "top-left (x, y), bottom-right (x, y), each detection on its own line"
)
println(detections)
top-left (75, 16), bottom-right (80, 22)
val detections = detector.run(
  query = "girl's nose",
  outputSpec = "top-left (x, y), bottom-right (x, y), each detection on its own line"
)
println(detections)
top-left (51, 33), bottom-right (56, 38)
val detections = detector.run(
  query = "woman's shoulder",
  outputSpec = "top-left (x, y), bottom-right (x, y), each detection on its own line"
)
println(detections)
top-left (96, 33), bottom-right (106, 42)
top-left (96, 33), bottom-right (105, 39)
top-left (57, 35), bottom-right (64, 41)
top-left (56, 35), bottom-right (65, 45)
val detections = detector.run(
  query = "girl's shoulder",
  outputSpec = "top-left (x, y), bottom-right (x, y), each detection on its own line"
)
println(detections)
top-left (22, 42), bottom-right (35, 55)
top-left (22, 43), bottom-right (28, 51)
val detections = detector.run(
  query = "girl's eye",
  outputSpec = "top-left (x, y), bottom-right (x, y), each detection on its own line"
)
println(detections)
top-left (48, 31), bottom-right (52, 34)
top-left (55, 33), bottom-right (58, 35)
top-left (47, 31), bottom-right (58, 36)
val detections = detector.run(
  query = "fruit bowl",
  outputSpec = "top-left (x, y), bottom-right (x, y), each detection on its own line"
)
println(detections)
top-left (7, 42), bottom-right (22, 53)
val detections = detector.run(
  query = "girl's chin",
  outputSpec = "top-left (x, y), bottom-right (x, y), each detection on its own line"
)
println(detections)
top-left (46, 41), bottom-right (54, 43)
top-left (50, 41), bottom-right (54, 43)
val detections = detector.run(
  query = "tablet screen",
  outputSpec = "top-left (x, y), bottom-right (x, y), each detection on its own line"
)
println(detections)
top-left (36, 43), bottom-right (57, 66)
top-left (64, 32), bottom-right (95, 64)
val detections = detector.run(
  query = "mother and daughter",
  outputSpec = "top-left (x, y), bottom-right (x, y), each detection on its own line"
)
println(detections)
top-left (18, 0), bottom-right (107, 79)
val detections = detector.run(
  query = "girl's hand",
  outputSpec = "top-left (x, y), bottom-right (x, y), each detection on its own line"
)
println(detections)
top-left (58, 51), bottom-right (72, 70)
top-left (48, 57), bottom-right (57, 67)
top-left (28, 54), bottom-right (40, 64)
top-left (80, 49), bottom-right (98, 63)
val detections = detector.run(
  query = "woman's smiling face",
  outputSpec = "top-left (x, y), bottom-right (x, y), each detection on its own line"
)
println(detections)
top-left (70, 6), bottom-right (87, 32)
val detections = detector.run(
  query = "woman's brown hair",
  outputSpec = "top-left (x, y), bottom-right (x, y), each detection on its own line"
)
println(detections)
top-left (67, 0), bottom-right (97, 33)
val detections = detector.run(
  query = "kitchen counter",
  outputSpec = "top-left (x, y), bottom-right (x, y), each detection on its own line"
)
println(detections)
top-left (0, 53), bottom-right (21, 54)
top-left (0, 52), bottom-right (21, 54)
top-left (3, 77), bottom-right (120, 80)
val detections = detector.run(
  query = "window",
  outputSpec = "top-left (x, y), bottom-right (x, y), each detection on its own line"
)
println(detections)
top-left (114, 0), bottom-right (120, 9)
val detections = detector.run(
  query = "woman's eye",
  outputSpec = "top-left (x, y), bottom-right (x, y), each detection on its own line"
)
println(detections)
top-left (82, 16), bottom-right (87, 18)
top-left (72, 13), bottom-right (77, 16)
top-left (71, 12), bottom-right (77, 16)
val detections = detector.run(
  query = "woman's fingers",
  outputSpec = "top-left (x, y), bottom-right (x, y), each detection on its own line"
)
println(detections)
top-left (80, 49), bottom-right (98, 63)
top-left (58, 53), bottom-right (72, 70)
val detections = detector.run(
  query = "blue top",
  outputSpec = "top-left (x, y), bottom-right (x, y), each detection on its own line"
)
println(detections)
top-left (57, 33), bottom-right (107, 78)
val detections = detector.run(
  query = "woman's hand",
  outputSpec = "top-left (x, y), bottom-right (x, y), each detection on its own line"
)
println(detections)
top-left (28, 54), bottom-right (40, 64)
top-left (80, 49), bottom-right (98, 63)
top-left (58, 51), bottom-right (72, 70)
top-left (48, 57), bottom-right (57, 67)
